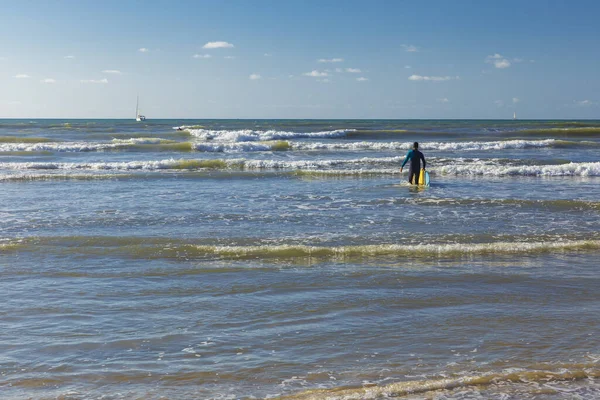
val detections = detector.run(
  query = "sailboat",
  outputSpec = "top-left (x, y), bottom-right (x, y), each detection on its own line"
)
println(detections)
top-left (513, 111), bottom-right (517, 120)
top-left (135, 96), bottom-right (146, 122)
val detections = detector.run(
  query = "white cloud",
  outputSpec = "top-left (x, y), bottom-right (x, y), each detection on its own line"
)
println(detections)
top-left (224, 55), bottom-right (236, 59)
top-left (193, 54), bottom-right (212, 59)
top-left (335, 68), bottom-right (344, 73)
top-left (356, 77), bottom-right (369, 81)
top-left (486, 53), bottom-right (511, 69)
top-left (318, 78), bottom-right (331, 83)
top-left (494, 59), bottom-right (511, 68)
top-left (102, 70), bottom-right (122, 74)
top-left (405, 65), bottom-right (412, 69)
top-left (303, 70), bottom-right (329, 77)
top-left (249, 74), bottom-right (262, 80)
top-left (401, 44), bottom-right (419, 52)
top-left (14, 74), bottom-right (30, 79)
top-left (41, 78), bottom-right (56, 84)
top-left (80, 78), bottom-right (108, 84)
top-left (317, 58), bottom-right (344, 63)
top-left (346, 68), bottom-right (361, 73)
top-left (574, 100), bottom-right (596, 107)
top-left (437, 98), bottom-right (450, 103)
top-left (264, 53), bottom-right (272, 57)
top-left (138, 48), bottom-right (149, 53)
top-left (203, 41), bottom-right (234, 49)
top-left (494, 100), bottom-right (504, 107)
top-left (512, 97), bottom-right (520, 103)
top-left (64, 55), bottom-right (75, 59)
top-left (408, 75), bottom-right (458, 82)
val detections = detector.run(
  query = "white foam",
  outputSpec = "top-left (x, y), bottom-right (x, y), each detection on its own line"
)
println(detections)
top-left (0, 140), bottom-right (278, 154)
top-left (0, 172), bottom-right (131, 181)
top-left (191, 142), bottom-right (275, 152)
top-left (111, 138), bottom-right (172, 145)
top-left (0, 138), bottom-right (575, 154)
top-left (0, 156), bottom-right (404, 171)
top-left (237, 156), bottom-right (402, 170)
top-left (193, 239), bottom-right (600, 258)
top-left (1, 156), bottom-right (598, 176)
top-left (0, 142), bottom-right (122, 152)
top-left (291, 139), bottom-right (560, 152)
top-left (0, 159), bottom-right (184, 170)
top-left (440, 161), bottom-right (600, 176)
top-left (173, 125), bottom-right (204, 130)
top-left (185, 128), bottom-right (353, 142)
top-left (183, 138), bottom-right (567, 153)
top-left (0, 138), bottom-right (173, 152)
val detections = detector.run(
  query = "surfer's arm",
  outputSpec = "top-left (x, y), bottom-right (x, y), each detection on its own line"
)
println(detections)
top-left (420, 153), bottom-right (426, 169)
top-left (400, 150), bottom-right (412, 169)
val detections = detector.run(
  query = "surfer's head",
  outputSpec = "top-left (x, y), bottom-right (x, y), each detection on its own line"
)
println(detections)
top-left (413, 142), bottom-right (419, 149)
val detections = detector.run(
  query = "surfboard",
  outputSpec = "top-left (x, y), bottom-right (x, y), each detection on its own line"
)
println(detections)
top-left (413, 169), bottom-right (430, 186)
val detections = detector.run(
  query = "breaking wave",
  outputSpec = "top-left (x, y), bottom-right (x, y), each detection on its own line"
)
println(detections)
top-left (0, 138), bottom-right (182, 153)
top-left (182, 240), bottom-right (600, 260)
top-left (0, 156), bottom-right (404, 171)
top-left (3, 235), bottom-right (600, 261)
top-left (290, 138), bottom-right (595, 151)
top-left (277, 366), bottom-right (600, 400)
top-left (2, 137), bottom-right (596, 154)
top-left (184, 128), bottom-right (354, 142)
top-left (1, 155), bottom-right (599, 177)
top-left (440, 161), bottom-right (600, 176)
top-left (0, 139), bottom-right (289, 153)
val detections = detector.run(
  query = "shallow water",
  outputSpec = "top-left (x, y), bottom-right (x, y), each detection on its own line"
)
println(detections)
top-left (1, 119), bottom-right (599, 399)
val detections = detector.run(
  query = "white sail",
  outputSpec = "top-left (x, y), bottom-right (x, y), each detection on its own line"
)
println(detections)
top-left (135, 95), bottom-right (146, 121)
top-left (513, 111), bottom-right (517, 120)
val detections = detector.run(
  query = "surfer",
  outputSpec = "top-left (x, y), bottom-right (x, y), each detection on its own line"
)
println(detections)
top-left (400, 142), bottom-right (426, 184)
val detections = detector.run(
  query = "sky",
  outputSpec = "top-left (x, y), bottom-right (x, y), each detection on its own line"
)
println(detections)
top-left (1, 0), bottom-right (599, 119)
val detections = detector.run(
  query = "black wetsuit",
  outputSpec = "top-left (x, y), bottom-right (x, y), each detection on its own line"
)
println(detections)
top-left (401, 149), bottom-right (426, 184)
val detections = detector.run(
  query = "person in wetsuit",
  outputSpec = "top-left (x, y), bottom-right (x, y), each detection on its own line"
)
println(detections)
top-left (400, 142), bottom-right (426, 184)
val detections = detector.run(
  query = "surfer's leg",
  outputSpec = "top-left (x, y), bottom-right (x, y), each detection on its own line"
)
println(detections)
top-left (410, 171), bottom-right (418, 184)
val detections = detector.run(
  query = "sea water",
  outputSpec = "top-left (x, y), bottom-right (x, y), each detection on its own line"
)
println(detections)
top-left (1, 119), bottom-right (599, 399)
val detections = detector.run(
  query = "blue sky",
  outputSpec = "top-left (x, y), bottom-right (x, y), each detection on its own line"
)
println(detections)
top-left (1, 0), bottom-right (599, 119)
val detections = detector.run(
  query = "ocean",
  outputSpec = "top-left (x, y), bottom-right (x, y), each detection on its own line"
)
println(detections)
top-left (1, 119), bottom-right (599, 399)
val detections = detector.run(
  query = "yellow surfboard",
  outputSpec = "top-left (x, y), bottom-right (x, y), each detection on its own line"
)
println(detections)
top-left (411, 169), bottom-right (429, 186)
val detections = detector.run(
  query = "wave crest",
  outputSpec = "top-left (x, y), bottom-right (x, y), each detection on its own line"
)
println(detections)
top-left (4, 236), bottom-right (599, 260)
top-left (440, 161), bottom-right (600, 176)
top-left (278, 366), bottom-right (600, 400)
top-left (185, 128), bottom-right (353, 142)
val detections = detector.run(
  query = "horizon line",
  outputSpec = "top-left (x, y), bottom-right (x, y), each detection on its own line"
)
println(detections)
top-left (1, 117), bottom-right (599, 121)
